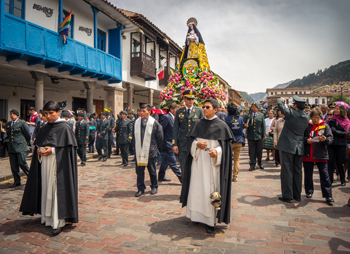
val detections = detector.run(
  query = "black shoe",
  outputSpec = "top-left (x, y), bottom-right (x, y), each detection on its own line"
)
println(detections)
top-left (81, 163), bottom-right (86, 167)
top-left (293, 198), bottom-right (301, 202)
top-left (341, 182), bottom-right (346, 186)
top-left (278, 197), bottom-right (292, 203)
top-left (123, 164), bottom-right (128, 167)
top-left (98, 157), bottom-right (102, 161)
top-left (326, 197), bottom-right (334, 203)
top-left (206, 225), bottom-right (215, 233)
top-left (10, 182), bottom-right (21, 188)
top-left (248, 166), bottom-right (256, 171)
top-left (131, 159), bottom-right (135, 161)
top-left (258, 165), bottom-right (264, 170)
top-left (113, 153), bottom-right (119, 155)
top-left (150, 188), bottom-right (157, 195)
top-left (107, 156), bottom-right (111, 159)
top-left (306, 194), bottom-right (312, 198)
top-left (159, 178), bottom-right (171, 182)
top-left (52, 227), bottom-right (63, 235)
top-left (103, 158), bottom-right (107, 162)
top-left (178, 176), bottom-right (183, 184)
top-left (135, 190), bottom-right (144, 197)
top-left (275, 163), bottom-right (280, 167)
top-left (265, 158), bottom-right (269, 161)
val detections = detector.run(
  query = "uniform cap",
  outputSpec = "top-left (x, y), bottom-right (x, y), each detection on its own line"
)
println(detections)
top-left (10, 109), bottom-right (19, 116)
top-left (61, 111), bottom-right (70, 117)
top-left (120, 110), bottom-right (128, 115)
top-left (102, 111), bottom-right (109, 116)
top-left (305, 103), bottom-right (310, 108)
top-left (127, 111), bottom-right (133, 114)
top-left (183, 89), bottom-right (196, 99)
top-left (328, 102), bottom-right (335, 108)
top-left (77, 112), bottom-right (84, 117)
top-left (293, 95), bottom-right (305, 104)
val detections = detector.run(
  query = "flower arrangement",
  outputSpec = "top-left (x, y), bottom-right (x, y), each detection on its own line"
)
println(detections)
top-left (159, 67), bottom-right (227, 108)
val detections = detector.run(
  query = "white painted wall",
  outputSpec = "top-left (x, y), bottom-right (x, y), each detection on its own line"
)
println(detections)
top-left (26, 0), bottom-right (58, 31)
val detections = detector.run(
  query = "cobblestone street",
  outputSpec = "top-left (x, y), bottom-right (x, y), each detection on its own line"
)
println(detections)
top-left (0, 146), bottom-right (349, 254)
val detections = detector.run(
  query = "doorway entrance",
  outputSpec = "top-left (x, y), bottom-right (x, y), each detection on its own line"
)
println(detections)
top-left (0, 99), bottom-right (8, 120)
top-left (20, 99), bottom-right (35, 121)
top-left (72, 97), bottom-right (87, 114)
top-left (94, 100), bottom-right (104, 115)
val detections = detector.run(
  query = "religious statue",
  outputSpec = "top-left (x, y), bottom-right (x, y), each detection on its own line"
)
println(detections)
top-left (179, 18), bottom-right (210, 73)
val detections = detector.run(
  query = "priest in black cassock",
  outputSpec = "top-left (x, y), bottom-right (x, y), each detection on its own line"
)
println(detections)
top-left (20, 101), bottom-right (78, 235)
top-left (180, 98), bottom-right (234, 233)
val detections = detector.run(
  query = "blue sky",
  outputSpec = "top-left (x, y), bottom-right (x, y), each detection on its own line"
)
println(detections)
top-left (111, 0), bottom-right (350, 94)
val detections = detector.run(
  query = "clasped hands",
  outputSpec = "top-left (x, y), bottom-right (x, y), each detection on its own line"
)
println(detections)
top-left (197, 141), bottom-right (217, 158)
top-left (37, 146), bottom-right (52, 156)
top-left (307, 135), bottom-right (326, 144)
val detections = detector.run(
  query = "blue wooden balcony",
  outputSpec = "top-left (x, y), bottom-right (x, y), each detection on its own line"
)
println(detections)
top-left (0, 13), bottom-right (122, 84)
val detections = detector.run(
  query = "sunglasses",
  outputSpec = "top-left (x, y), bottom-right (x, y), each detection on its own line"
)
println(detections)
top-left (202, 106), bottom-right (212, 110)
top-left (186, 98), bottom-right (195, 101)
top-left (328, 114), bottom-right (333, 116)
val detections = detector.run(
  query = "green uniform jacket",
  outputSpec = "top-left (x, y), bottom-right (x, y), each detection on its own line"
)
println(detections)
top-left (107, 116), bottom-right (115, 139)
top-left (5, 119), bottom-right (31, 153)
top-left (67, 121), bottom-right (74, 130)
top-left (275, 99), bottom-right (309, 155)
top-left (243, 112), bottom-right (266, 140)
top-left (116, 118), bottom-right (133, 144)
top-left (75, 120), bottom-right (90, 145)
top-left (172, 106), bottom-right (204, 151)
top-left (97, 119), bottom-right (109, 141)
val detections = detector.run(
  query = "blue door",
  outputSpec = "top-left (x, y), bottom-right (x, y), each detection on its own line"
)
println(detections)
top-left (5, 0), bottom-right (25, 19)
top-left (97, 29), bottom-right (106, 52)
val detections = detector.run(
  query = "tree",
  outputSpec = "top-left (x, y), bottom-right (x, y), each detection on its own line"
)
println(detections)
top-left (331, 93), bottom-right (350, 105)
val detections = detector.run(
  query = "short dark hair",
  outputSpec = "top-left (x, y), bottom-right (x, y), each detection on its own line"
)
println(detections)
top-left (43, 101), bottom-right (60, 112)
top-left (29, 107), bottom-right (35, 111)
top-left (227, 103), bottom-right (237, 115)
top-left (140, 104), bottom-right (151, 112)
top-left (204, 99), bottom-right (219, 110)
top-left (169, 103), bottom-right (178, 110)
top-left (309, 107), bottom-right (322, 119)
top-left (295, 102), bottom-right (305, 110)
top-left (0, 119), bottom-right (7, 124)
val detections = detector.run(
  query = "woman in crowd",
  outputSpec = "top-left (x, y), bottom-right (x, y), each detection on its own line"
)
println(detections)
top-left (327, 105), bottom-right (349, 186)
top-left (273, 109), bottom-right (285, 167)
top-left (264, 110), bottom-right (275, 161)
top-left (303, 108), bottom-right (334, 203)
top-left (225, 103), bottom-right (245, 182)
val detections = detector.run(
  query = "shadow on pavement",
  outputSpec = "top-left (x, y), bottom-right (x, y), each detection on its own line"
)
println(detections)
top-left (147, 216), bottom-right (225, 240)
top-left (103, 190), bottom-right (180, 202)
top-left (103, 190), bottom-right (136, 198)
top-left (237, 195), bottom-right (309, 208)
top-left (255, 174), bottom-right (280, 180)
top-left (317, 205), bottom-right (350, 219)
top-left (328, 237), bottom-right (350, 251)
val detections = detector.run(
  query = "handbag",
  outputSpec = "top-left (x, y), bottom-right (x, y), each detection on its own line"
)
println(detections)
top-left (263, 136), bottom-right (274, 150)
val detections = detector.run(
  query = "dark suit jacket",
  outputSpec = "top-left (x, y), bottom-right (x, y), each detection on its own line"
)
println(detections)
top-left (159, 113), bottom-right (174, 152)
top-left (275, 99), bottom-right (309, 155)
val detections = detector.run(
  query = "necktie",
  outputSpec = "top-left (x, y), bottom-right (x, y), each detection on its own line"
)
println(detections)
top-left (11, 121), bottom-right (14, 127)
top-left (188, 109), bottom-right (190, 115)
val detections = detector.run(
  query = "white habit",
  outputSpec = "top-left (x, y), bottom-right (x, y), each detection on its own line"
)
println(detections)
top-left (186, 121), bottom-right (222, 226)
top-left (40, 118), bottom-right (66, 229)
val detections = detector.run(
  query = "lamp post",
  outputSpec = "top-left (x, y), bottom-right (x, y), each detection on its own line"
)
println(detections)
top-left (341, 83), bottom-right (344, 101)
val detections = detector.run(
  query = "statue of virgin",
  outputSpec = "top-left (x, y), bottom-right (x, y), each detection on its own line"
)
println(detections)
top-left (179, 18), bottom-right (210, 71)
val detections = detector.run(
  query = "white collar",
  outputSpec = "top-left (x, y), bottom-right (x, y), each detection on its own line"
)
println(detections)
top-left (170, 112), bottom-right (175, 118)
top-left (204, 115), bottom-right (217, 120)
top-left (185, 106), bottom-right (193, 111)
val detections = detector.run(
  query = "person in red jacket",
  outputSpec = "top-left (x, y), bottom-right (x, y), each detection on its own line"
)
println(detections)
top-left (303, 107), bottom-right (334, 204)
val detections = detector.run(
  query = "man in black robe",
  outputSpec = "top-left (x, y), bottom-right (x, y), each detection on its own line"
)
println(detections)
top-left (20, 101), bottom-right (78, 235)
top-left (180, 99), bottom-right (234, 233)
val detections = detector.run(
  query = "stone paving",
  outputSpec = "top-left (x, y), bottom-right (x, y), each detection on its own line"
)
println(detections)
top-left (0, 146), bottom-right (349, 254)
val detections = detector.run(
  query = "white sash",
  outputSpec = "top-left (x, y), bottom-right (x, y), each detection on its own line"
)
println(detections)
top-left (135, 116), bottom-right (155, 166)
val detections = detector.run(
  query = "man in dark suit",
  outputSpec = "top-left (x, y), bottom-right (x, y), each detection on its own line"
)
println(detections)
top-left (5, 109), bottom-right (31, 187)
top-left (159, 103), bottom-right (182, 183)
top-left (116, 111), bottom-right (133, 166)
top-left (75, 113), bottom-right (89, 166)
top-left (134, 104), bottom-right (163, 197)
top-left (173, 90), bottom-right (204, 172)
top-left (276, 96), bottom-right (309, 203)
top-left (321, 104), bottom-right (328, 120)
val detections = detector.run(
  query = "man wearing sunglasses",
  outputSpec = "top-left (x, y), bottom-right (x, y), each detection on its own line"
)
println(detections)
top-left (173, 89), bottom-right (204, 173)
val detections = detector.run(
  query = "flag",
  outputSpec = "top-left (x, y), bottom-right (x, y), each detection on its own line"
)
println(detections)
top-left (157, 58), bottom-right (169, 80)
top-left (59, 10), bottom-right (72, 44)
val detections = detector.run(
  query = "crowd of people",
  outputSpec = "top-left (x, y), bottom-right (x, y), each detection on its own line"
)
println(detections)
top-left (1, 90), bottom-right (350, 236)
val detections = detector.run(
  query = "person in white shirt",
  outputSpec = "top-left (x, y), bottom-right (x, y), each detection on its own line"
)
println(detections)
top-left (265, 110), bottom-right (275, 161)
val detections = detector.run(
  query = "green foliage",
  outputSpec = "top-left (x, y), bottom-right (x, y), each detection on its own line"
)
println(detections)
top-left (288, 60), bottom-right (350, 88)
top-left (331, 93), bottom-right (350, 105)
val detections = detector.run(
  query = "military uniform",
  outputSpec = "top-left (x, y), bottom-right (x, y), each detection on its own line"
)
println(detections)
top-left (75, 119), bottom-right (90, 165)
top-left (5, 113), bottom-right (31, 186)
top-left (244, 107), bottom-right (266, 170)
top-left (276, 96), bottom-right (309, 202)
top-left (116, 116), bottom-right (133, 165)
top-left (96, 117), bottom-right (109, 160)
top-left (173, 105), bottom-right (204, 172)
top-left (106, 115), bottom-right (115, 158)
